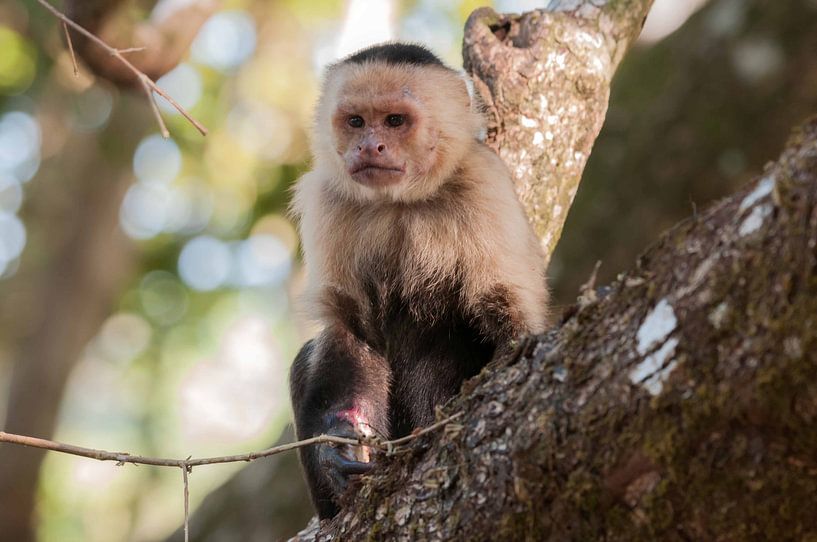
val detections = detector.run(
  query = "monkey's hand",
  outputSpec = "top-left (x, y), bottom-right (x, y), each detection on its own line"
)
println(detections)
top-left (319, 411), bottom-right (375, 495)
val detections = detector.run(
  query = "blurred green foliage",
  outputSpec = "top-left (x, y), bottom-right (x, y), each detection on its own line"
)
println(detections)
top-left (0, 1), bottom-right (495, 540)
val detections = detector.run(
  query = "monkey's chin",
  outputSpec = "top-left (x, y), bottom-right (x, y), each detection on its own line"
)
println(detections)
top-left (349, 166), bottom-right (405, 188)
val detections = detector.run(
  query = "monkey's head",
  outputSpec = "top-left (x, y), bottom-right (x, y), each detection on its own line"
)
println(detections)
top-left (313, 43), bottom-right (484, 202)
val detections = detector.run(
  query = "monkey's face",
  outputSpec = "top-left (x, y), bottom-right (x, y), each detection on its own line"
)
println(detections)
top-left (332, 93), bottom-right (429, 189)
top-left (315, 62), bottom-right (481, 202)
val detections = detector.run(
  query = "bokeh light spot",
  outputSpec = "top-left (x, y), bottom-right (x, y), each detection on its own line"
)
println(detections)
top-left (178, 235), bottom-right (232, 291)
top-left (234, 234), bottom-right (292, 287)
top-left (139, 270), bottom-right (189, 326)
top-left (133, 134), bottom-right (181, 184)
top-left (0, 212), bottom-right (26, 260)
top-left (96, 313), bottom-right (152, 364)
top-left (0, 27), bottom-right (36, 94)
top-left (226, 104), bottom-right (292, 161)
top-left (120, 181), bottom-right (173, 240)
top-left (0, 111), bottom-right (41, 183)
top-left (156, 63), bottom-right (203, 114)
top-left (70, 85), bottom-right (114, 132)
top-left (191, 11), bottom-right (257, 71)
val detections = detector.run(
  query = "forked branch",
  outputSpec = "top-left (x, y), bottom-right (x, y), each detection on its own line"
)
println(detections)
top-left (35, 0), bottom-right (208, 137)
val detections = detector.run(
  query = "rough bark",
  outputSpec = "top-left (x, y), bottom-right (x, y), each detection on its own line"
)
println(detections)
top-left (551, 0), bottom-right (817, 301)
top-left (463, 0), bottom-right (654, 263)
top-left (292, 114), bottom-right (817, 541)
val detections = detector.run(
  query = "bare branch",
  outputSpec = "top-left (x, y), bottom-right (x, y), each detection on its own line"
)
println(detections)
top-left (140, 76), bottom-right (170, 138)
top-left (0, 413), bottom-right (463, 470)
top-left (382, 412), bottom-right (464, 450)
top-left (36, 0), bottom-right (208, 136)
top-left (115, 46), bottom-right (147, 55)
top-left (182, 462), bottom-right (190, 542)
top-left (61, 22), bottom-right (78, 76)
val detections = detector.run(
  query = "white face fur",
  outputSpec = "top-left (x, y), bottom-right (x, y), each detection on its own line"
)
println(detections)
top-left (311, 61), bottom-right (484, 204)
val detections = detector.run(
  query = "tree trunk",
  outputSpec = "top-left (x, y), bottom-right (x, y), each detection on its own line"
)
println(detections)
top-left (293, 114), bottom-right (817, 541)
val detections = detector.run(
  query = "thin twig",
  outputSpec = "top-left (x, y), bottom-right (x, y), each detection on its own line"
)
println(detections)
top-left (141, 75), bottom-right (170, 138)
top-left (382, 412), bottom-right (464, 448)
top-left (35, 0), bottom-right (208, 136)
top-left (115, 46), bottom-right (147, 55)
top-left (0, 431), bottom-right (356, 467)
top-left (0, 412), bottom-right (463, 469)
top-left (62, 22), bottom-right (78, 76)
top-left (181, 461), bottom-right (190, 542)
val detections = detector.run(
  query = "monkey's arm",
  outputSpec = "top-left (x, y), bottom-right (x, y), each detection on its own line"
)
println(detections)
top-left (289, 326), bottom-right (391, 519)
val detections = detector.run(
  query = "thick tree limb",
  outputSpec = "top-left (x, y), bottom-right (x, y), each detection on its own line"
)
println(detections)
top-left (292, 114), bottom-right (817, 540)
top-left (463, 0), bottom-right (653, 263)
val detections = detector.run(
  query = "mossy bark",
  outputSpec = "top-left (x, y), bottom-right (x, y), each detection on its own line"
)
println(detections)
top-left (292, 116), bottom-right (817, 541)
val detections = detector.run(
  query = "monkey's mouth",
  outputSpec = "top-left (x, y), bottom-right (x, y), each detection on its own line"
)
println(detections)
top-left (349, 163), bottom-right (406, 186)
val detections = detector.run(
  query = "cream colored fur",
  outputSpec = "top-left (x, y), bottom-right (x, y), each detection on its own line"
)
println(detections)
top-left (291, 58), bottom-right (548, 335)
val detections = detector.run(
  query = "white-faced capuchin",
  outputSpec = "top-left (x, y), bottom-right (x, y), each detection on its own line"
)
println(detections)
top-left (289, 42), bottom-right (548, 519)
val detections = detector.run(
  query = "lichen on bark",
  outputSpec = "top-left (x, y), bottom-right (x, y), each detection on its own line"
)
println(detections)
top-left (463, 0), bottom-right (653, 263)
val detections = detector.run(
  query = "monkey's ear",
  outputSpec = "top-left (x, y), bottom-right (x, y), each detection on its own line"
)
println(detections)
top-left (459, 71), bottom-right (487, 142)
top-left (459, 71), bottom-right (476, 111)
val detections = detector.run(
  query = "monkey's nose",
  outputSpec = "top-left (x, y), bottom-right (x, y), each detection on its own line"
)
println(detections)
top-left (358, 141), bottom-right (386, 157)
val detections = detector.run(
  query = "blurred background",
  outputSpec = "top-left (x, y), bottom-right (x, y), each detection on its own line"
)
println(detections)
top-left (0, 0), bottom-right (814, 540)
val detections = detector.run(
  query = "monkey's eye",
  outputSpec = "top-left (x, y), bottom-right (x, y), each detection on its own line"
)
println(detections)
top-left (347, 116), bottom-right (364, 128)
top-left (386, 114), bottom-right (405, 127)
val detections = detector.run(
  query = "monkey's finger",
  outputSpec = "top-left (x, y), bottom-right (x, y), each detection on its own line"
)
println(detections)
top-left (336, 456), bottom-right (372, 475)
top-left (323, 446), bottom-right (373, 474)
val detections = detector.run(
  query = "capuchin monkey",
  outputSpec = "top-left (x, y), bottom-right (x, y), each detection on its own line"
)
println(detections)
top-left (289, 43), bottom-right (548, 519)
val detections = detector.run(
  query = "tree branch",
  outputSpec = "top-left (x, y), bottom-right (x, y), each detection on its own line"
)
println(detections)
top-left (464, 0), bottom-right (653, 264)
top-left (0, 414), bottom-right (462, 540)
top-left (290, 115), bottom-right (817, 540)
top-left (62, 0), bottom-right (217, 88)
top-left (36, 0), bottom-right (210, 136)
top-left (0, 413), bottom-right (462, 469)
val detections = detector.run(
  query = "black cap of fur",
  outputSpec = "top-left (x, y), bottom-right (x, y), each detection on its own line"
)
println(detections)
top-left (342, 42), bottom-right (446, 68)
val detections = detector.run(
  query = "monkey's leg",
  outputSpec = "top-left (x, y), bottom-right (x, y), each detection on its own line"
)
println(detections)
top-left (289, 326), bottom-right (390, 519)
top-left (393, 289), bottom-right (531, 431)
